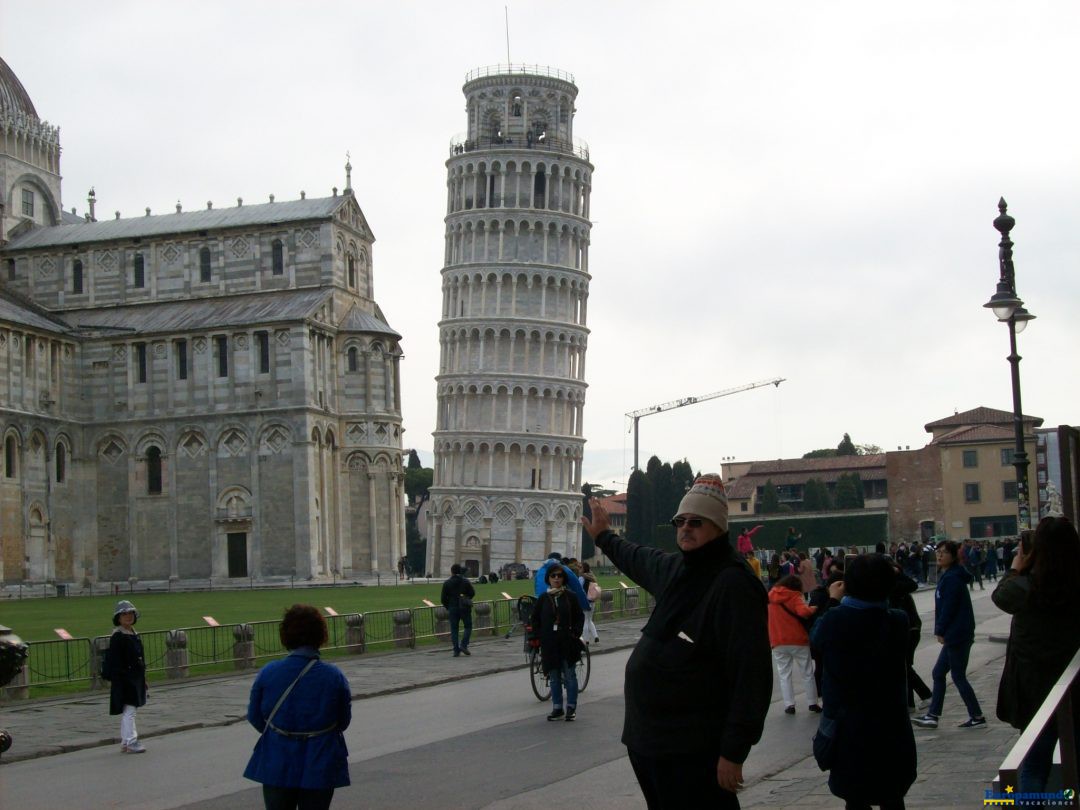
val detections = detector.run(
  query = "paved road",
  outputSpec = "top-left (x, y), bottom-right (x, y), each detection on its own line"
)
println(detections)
top-left (0, 581), bottom-right (1023, 810)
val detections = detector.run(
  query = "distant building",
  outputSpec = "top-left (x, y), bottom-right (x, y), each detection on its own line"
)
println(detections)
top-left (724, 454), bottom-right (888, 516)
top-left (925, 406), bottom-right (1042, 539)
top-left (0, 56), bottom-right (405, 585)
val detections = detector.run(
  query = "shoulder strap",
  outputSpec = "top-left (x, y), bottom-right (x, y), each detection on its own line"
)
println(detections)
top-left (262, 657), bottom-right (318, 735)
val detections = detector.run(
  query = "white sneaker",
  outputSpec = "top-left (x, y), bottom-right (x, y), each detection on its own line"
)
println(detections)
top-left (123, 740), bottom-right (146, 753)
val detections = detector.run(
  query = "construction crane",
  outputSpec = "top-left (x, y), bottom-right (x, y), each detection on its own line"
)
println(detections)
top-left (626, 377), bottom-right (786, 472)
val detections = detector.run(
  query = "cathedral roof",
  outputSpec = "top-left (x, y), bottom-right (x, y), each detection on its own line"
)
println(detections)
top-left (0, 286), bottom-right (72, 333)
top-left (59, 288), bottom-right (398, 339)
top-left (0, 56), bottom-right (38, 120)
top-left (339, 304), bottom-right (400, 338)
top-left (4, 194), bottom-right (355, 251)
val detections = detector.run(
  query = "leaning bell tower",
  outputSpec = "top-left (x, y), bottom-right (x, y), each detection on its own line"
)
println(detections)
top-left (428, 65), bottom-right (593, 577)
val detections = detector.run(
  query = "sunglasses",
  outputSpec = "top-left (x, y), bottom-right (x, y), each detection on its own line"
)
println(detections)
top-left (549, 571), bottom-right (565, 578)
top-left (671, 517), bottom-right (706, 529)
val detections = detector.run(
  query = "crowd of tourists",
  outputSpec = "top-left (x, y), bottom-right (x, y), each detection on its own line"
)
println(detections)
top-left (97, 479), bottom-right (1080, 810)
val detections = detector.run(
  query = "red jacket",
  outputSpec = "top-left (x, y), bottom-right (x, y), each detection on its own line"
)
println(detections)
top-left (767, 585), bottom-right (815, 647)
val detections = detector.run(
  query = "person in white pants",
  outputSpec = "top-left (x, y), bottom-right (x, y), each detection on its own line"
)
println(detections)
top-left (767, 575), bottom-right (821, 714)
top-left (581, 562), bottom-right (601, 643)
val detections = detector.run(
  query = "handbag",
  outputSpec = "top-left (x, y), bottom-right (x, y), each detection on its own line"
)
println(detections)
top-left (812, 712), bottom-right (840, 771)
top-left (459, 594), bottom-right (473, 609)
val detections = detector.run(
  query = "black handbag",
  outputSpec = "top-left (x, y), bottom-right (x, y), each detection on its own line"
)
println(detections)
top-left (812, 713), bottom-right (840, 771)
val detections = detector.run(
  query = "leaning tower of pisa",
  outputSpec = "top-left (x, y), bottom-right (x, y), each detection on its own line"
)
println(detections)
top-left (427, 65), bottom-right (593, 577)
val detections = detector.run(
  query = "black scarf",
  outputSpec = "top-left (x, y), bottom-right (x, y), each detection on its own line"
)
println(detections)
top-left (642, 535), bottom-right (739, 641)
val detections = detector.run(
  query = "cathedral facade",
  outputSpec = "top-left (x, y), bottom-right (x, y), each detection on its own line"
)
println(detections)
top-left (428, 66), bottom-right (593, 576)
top-left (0, 57), bottom-right (405, 585)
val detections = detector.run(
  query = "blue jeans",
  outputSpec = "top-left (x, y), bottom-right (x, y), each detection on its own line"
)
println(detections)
top-left (448, 607), bottom-right (471, 652)
top-left (548, 660), bottom-right (578, 709)
top-left (929, 641), bottom-right (983, 719)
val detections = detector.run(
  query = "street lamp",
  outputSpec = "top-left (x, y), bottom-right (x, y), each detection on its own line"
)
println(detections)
top-left (983, 198), bottom-right (1036, 532)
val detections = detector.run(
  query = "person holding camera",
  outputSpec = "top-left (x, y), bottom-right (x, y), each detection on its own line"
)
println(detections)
top-left (441, 564), bottom-right (476, 657)
top-left (993, 517), bottom-right (1080, 798)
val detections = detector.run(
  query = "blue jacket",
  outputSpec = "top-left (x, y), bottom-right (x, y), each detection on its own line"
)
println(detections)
top-left (244, 648), bottom-right (352, 790)
top-left (533, 560), bottom-right (591, 612)
top-left (934, 564), bottom-right (975, 645)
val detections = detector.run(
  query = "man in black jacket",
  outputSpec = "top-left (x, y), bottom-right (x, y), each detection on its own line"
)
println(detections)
top-left (582, 474), bottom-right (772, 809)
top-left (440, 564), bottom-right (476, 657)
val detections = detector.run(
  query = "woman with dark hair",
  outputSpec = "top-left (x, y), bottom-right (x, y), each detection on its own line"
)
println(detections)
top-left (811, 554), bottom-right (916, 810)
top-left (993, 517), bottom-right (1080, 798)
top-left (531, 564), bottom-right (585, 721)
top-left (913, 540), bottom-right (985, 730)
top-left (768, 574), bottom-right (820, 714)
top-left (244, 605), bottom-right (352, 810)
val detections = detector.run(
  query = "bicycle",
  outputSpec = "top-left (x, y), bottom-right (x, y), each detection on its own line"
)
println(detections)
top-left (514, 594), bottom-right (591, 701)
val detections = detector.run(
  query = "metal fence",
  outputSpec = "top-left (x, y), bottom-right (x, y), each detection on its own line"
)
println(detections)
top-left (2, 586), bottom-right (653, 698)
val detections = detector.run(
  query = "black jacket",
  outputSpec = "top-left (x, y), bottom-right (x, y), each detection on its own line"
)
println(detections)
top-left (595, 530), bottom-right (772, 762)
top-left (440, 573), bottom-right (475, 610)
top-left (530, 589), bottom-right (585, 673)
top-left (811, 604), bottom-right (915, 803)
top-left (104, 629), bottom-right (147, 715)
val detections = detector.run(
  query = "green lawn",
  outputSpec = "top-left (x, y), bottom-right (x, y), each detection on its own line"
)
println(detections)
top-left (2, 575), bottom-right (637, 642)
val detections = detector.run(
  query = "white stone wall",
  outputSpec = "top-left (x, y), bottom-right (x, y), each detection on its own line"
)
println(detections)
top-left (430, 68), bottom-right (592, 576)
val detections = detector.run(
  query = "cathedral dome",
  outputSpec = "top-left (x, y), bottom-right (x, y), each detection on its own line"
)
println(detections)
top-left (0, 56), bottom-right (39, 120)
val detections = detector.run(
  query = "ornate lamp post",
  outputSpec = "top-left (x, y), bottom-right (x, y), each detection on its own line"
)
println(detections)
top-left (984, 198), bottom-right (1036, 532)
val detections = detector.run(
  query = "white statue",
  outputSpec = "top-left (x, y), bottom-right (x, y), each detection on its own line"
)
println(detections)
top-left (1043, 480), bottom-right (1064, 518)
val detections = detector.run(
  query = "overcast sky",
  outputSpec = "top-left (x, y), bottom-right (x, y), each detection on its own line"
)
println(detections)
top-left (4, 1), bottom-right (1078, 489)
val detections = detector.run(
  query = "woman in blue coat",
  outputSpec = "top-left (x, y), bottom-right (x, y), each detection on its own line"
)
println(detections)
top-left (244, 605), bottom-right (352, 810)
top-left (913, 541), bottom-right (986, 729)
top-left (811, 554), bottom-right (916, 809)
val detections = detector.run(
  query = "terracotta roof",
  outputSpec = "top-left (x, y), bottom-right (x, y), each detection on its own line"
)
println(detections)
top-left (740, 454), bottom-right (886, 476)
top-left (932, 424), bottom-right (1021, 445)
top-left (599, 493), bottom-right (627, 516)
top-left (925, 406), bottom-right (1042, 432)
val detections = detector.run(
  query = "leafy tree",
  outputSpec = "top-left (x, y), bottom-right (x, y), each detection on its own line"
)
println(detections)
top-left (407, 449), bottom-right (422, 469)
top-left (836, 433), bottom-right (858, 456)
top-left (803, 448), bottom-right (838, 459)
top-left (404, 466), bottom-right (432, 507)
top-left (626, 469), bottom-right (655, 544)
top-left (671, 459), bottom-right (695, 499)
top-left (802, 478), bottom-right (832, 512)
top-left (855, 443), bottom-right (883, 455)
top-left (645, 456), bottom-right (670, 526)
top-left (760, 479), bottom-right (781, 514)
top-left (834, 472), bottom-right (865, 509)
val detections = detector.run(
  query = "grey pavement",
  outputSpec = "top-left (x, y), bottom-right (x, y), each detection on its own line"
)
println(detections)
top-left (0, 588), bottom-right (1027, 810)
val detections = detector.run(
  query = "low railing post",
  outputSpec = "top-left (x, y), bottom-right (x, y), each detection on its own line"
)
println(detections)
top-left (232, 624), bottom-right (255, 670)
top-left (165, 630), bottom-right (189, 679)
top-left (1058, 684), bottom-right (1079, 798)
top-left (345, 613), bottom-right (365, 654)
top-left (393, 610), bottom-right (415, 649)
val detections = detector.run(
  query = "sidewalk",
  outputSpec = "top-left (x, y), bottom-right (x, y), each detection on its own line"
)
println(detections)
top-left (0, 617), bottom-right (647, 764)
top-left (1, 594), bottom-right (1027, 810)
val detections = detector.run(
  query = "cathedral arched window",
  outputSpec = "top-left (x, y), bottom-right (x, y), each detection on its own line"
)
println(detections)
top-left (4, 435), bottom-right (17, 478)
top-left (272, 240), bottom-right (284, 275)
top-left (73, 260), bottom-right (84, 294)
top-left (6, 258), bottom-right (14, 280)
top-left (199, 247), bottom-right (212, 282)
top-left (55, 442), bottom-right (67, 483)
top-left (146, 446), bottom-right (162, 494)
top-left (347, 255), bottom-right (356, 288)
top-left (512, 94), bottom-right (522, 117)
top-left (133, 253), bottom-right (145, 288)
top-left (347, 347), bottom-right (359, 372)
